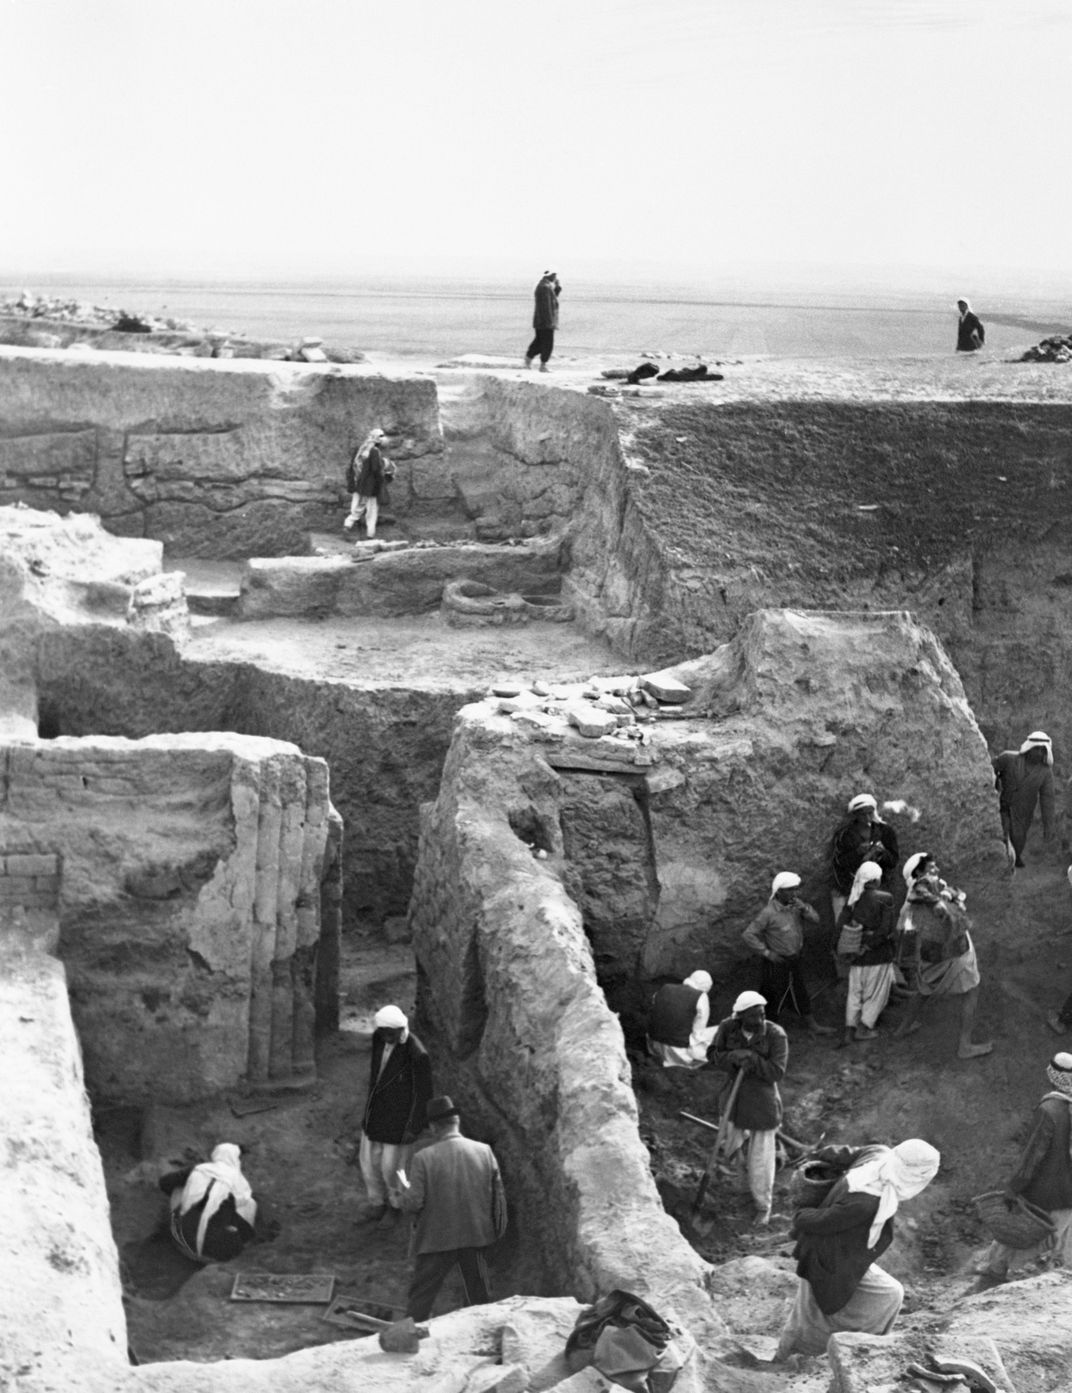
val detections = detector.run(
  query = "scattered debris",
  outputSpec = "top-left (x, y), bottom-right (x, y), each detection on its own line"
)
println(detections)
top-left (1019, 333), bottom-right (1072, 363)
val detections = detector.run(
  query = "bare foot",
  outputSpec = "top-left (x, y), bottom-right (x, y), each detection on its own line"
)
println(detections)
top-left (895, 1022), bottom-right (922, 1039)
top-left (854, 1026), bottom-right (879, 1041)
top-left (958, 1041), bottom-right (994, 1059)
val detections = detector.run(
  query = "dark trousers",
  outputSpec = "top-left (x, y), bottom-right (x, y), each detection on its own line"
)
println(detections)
top-left (406, 1246), bottom-right (491, 1321)
top-left (1059, 989), bottom-right (1072, 1028)
top-left (526, 327), bottom-right (554, 363)
top-left (759, 955), bottom-right (812, 1021)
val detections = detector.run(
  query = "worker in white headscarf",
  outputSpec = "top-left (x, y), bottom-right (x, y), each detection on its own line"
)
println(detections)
top-left (359, 1003), bottom-right (433, 1224)
top-left (647, 969), bottom-right (717, 1069)
top-left (741, 872), bottom-right (834, 1036)
top-left (775, 1138), bottom-right (941, 1358)
top-left (159, 1142), bottom-right (258, 1264)
top-left (977, 1052), bottom-right (1072, 1280)
top-left (836, 860), bottom-right (896, 1046)
top-left (711, 991), bottom-right (789, 1226)
top-left (992, 731), bottom-right (1055, 870)
top-left (955, 298), bottom-right (985, 352)
top-left (827, 792), bottom-right (900, 922)
top-left (893, 852), bottom-right (992, 1059)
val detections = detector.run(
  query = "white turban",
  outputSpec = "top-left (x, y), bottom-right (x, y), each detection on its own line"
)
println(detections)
top-left (374, 1005), bottom-right (408, 1031)
top-left (847, 793), bottom-right (878, 813)
top-left (845, 1139), bottom-right (941, 1247)
top-left (732, 990), bottom-right (767, 1015)
top-left (771, 871), bottom-right (801, 898)
top-left (683, 970), bottom-right (713, 993)
top-left (1020, 731), bottom-right (1053, 764)
top-left (902, 852), bottom-right (931, 886)
top-left (847, 859), bottom-right (882, 907)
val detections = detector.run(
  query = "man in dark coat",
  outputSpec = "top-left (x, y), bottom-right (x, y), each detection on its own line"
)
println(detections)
top-left (955, 298), bottom-right (985, 352)
top-left (827, 792), bottom-right (900, 917)
top-left (711, 990), bottom-right (788, 1225)
top-left (359, 1004), bottom-right (433, 1223)
top-left (524, 270), bottom-right (561, 372)
top-left (397, 1095), bottom-right (508, 1320)
top-left (977, 1051), bottom-right (1072, 1278)
top-left (993, 730), bottom-right (1055, 869)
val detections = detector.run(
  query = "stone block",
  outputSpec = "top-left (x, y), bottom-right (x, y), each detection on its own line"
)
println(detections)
top-left (640, 672), bottom-right (692, 704)
top-left (549, 1366), bottom-right (616, 1391)
top-left (565, 703), bottom-right (619, 739)
top-left (4, 852), bottom-right (60, 878)
top-left (826, 1331), bottom-right (1012, 1393)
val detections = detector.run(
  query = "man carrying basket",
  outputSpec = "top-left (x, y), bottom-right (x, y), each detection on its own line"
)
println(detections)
top-left (976, 1052), bottom-right (1072, 1279)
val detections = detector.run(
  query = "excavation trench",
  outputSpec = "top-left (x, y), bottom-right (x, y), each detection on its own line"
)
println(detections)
top-left (7, 354), bottom-right (1072, 1389)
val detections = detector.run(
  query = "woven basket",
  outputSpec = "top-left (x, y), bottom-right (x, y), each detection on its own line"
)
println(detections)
top-left (836, 923), bottom-right (863, 958)
top-left (973, 1191), bottom-right (1055, 1247)
top-left (791, 1160), bottom-right (841, 1207)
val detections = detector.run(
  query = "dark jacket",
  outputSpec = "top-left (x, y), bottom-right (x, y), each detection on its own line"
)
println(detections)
top-left (956, 311), bottom-right (985, 351)
top-left (711, 1017), bottom-right (788, 1131)
top-left (837, 886), bottom-right (895, 966)
top-left (159, 1167), bottom-right (255, 1263)
top-left (1008, 1095), bottom-right (1072, 1213)
top-left (828, 818), bottom-right (899, 895)
top-left (363, 1029), bottom-right (433, 1144)
top-left (792, 1175), bottom-right (893, 1315)
top-left (993, 751), bottom-right (1055, 847)
top-left (533, 276), bottom-right (561, 330)
top-left (355, 445), bottom-right (386, 500)
top-left (649, 983), bottom-right (702, 1048)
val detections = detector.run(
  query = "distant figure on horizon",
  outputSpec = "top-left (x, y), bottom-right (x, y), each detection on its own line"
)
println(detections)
top-left (956, 298), bottom-right (985, 352)
top-left (524, 270), bottom-right (561, 373)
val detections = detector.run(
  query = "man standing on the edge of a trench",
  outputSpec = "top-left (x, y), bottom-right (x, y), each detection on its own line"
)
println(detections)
top-left (357, 1004), bottom-right (433, 1227)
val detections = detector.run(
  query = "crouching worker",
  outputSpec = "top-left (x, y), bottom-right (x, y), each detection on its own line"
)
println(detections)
top-left (775, 1138), bottom-right (940, 1359)
top-left (711, 991), bottom-right (788, 1226)
top-left (647, 969), bottom-right (717, 1069)
top-left (742, 872), bottom-right (835, 1035)
top-left (159, 1142), bottom-right (257, 1264)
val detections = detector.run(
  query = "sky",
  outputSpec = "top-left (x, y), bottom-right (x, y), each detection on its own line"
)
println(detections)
top-left (1, 0), bottom-right (1070, 290)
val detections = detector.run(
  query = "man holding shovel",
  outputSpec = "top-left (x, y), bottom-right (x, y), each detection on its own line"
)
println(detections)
top-left (710, 991), bottom-right (789, 1227)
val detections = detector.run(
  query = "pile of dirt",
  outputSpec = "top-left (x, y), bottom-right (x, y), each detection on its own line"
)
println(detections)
top-left (1019, 333), bottom-right (1072, 363)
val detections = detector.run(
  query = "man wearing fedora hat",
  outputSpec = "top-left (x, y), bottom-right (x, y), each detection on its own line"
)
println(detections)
top-left (396, 1095), bottom-right (508, 1320)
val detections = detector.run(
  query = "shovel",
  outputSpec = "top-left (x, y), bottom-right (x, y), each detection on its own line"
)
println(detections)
top-left (691, 1068), bottom-right (744, 1214)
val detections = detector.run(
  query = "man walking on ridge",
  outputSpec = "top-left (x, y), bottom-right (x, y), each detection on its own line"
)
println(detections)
top-left (524, 270), bottom-right (561, 372)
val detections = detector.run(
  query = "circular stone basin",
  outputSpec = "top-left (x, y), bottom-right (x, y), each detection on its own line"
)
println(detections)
top-left (521, 594), bottom-right (574, 623)
top-left (442, 578), bottom-right (528, 626)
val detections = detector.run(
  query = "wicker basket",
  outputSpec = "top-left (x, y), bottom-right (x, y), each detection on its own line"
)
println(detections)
top-left (973, 1191), bottom-right (1055, 1248)
top-left (791, 1160), bottom-right (842, 1207)
top-left (836, 923), bottom-right (863, 958)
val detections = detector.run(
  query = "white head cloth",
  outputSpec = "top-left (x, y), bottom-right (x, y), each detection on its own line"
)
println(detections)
top-left (683, 970), bottom-right (713, 993)
top-left (847, 793), bottom-right (877, 813)
top-left (902, 852), bottom-right (931, 887)
top-left (732, 990), bottom-right (766, 1016)
top-left (1020, 731), bottom-right (1054, 764)
top-left (1047, 1052), bottom-right (1072, 1096)
top-left (771, 871), bottom-right (801, 898)
top-left (374, 1004), bottom-right (408, 1031)
top-left (848, 859), bottom-right (883, 907)
top-left (845, 1138), bottom-right (941, 1247)
top-left (179, 1142), bottom-right (257, 1255)
top-left (958, 298), bottom-right (972, 314)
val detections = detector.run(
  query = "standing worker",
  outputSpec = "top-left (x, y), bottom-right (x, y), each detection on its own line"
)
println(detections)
top-left (827, 793), bottom-right (900, 922)
top-left (359, 1004), bottom-right (433, 1225)
top-left (955, 298), bottom-right (985, 352)
top-left (836, 861), bottom-right (896, 1046)
top-left (397, 1095), bottom-right (508, 1320)
top-left (976, 1053), bottom-right (1072, 1280)
top-left (711, 990), bottom-right (789, 1227)
top-left (993, 730), bottom-right (1055, 870)
top-left (741, 871), bottom-right (835, 1036)
top-left (344, 427), bottom-right (394, 539)
top-left (524, 270), bottom-right (561, 373)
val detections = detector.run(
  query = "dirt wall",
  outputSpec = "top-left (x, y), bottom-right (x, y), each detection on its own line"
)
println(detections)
top-left (0, 347), bottom-right (441, 556)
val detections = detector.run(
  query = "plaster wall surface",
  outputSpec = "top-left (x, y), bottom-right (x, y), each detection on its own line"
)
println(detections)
top-left (0, 346), bottom-right (442, 556)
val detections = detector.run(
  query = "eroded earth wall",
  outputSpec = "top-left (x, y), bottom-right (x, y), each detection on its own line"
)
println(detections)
top-left (0, 732), bottom-right (338, 1103)
top-left (0, 347), bottom-right (441, 556)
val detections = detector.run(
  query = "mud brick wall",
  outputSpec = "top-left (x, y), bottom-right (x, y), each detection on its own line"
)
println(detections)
top-left (0, 346), bottom-right (442, 557)
top-left (0, 849), bottom-right (61, 910)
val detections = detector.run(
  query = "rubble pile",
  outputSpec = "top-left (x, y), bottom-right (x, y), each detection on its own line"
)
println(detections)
top-left (1019, 332), bottom-right (1072, 363)
top-left (1, 289), bottom-right (199, 334)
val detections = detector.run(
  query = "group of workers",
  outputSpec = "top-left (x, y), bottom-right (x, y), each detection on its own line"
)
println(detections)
top-left (645, 725), bottom-right (1072, 1356)
top-left (152, 725), bottom-right (1072, 1361)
